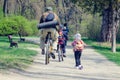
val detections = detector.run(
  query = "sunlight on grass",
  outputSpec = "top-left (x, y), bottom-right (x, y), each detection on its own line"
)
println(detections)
top-left (0, 36), bottom-right (39, 70)
top-left (84, 39), bottom-right (120, 66)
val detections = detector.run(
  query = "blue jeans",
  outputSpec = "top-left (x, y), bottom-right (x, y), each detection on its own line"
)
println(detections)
top-left (74, 51), bottom-right (82, 66)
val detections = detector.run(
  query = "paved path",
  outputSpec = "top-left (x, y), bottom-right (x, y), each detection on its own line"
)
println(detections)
top-left (0, 41), bottom-right (120, 80)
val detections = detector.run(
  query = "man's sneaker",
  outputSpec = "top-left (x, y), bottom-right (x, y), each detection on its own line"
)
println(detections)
top-left (41, 49), bottom-right (45, 55)
top-left (50, 52), bottom-right (55, 59)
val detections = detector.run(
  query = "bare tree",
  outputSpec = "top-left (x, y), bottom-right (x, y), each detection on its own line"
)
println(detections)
top-left (3, 0), bottom-right (8, 17)
top-left (44, 0), bottom-right (47, 11)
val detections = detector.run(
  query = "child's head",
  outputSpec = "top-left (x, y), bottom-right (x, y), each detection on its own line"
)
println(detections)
top-left (74, 33), bottom-right (81, 41)
top-left (59, 30), bottom-right (63, 36)
top-left (63, 27), bottom-right (66, 30)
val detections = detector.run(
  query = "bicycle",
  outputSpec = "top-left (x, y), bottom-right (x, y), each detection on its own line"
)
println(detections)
top-left (44, 32), bottom-right (53, 65)
top-left (37, 20), bottom-right (59, 64)
top-left (57, 43), bottom-right (64, 62)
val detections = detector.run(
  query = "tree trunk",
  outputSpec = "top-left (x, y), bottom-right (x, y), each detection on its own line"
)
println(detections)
top-left (100, 8), bottom-right (113, 42)
top-left (62, 0), bottom-right (71, 23)
top-left (44, 0), bottom-right (47, 11)
top-left (62, 0), bottom-right (67, 22)
top-left (3, 0), bottom-right (8, 17)
top-left (56, 0), bottom-right (59, 7)
top-left (101, 1), bottom-right (120, 52)
top-left (56, 0), bottom-right (60, 16)
top-left (56, 0), bottom-right (63, 23)
top-left (112, 26), bottom-right (116, 52)
top-left (111, 8), bottom-right (120, 52)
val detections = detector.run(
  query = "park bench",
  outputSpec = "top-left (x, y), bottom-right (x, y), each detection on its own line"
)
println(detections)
top-left (18, 33), bottom-right (25, 42)
top-left (20, 38), bottom-right (25, 42)
top-left (8, 35), bottom-right (18, 48)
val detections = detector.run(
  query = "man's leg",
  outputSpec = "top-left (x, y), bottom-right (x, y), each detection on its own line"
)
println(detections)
top-left (40, 29), bottom-right (47, 55)
top-left (52, 30), bottom-right (59, 50)
top-left (48, 29), bottom-right (58, 59)
top-left (40, 37), bottom-right (45, 55)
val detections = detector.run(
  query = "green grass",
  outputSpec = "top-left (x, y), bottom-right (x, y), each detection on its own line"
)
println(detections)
top-left (0, 36), bottom-right (39, 70)
top-left (84, 39), bottom-right (120, 66)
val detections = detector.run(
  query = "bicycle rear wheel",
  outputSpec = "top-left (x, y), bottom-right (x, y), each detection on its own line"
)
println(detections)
top-left (58, 45), bottom-right (64, 62)
top-left (61, 49), bottom-right (64, 61)
top-left (45, 32), bottom-right (53, 65)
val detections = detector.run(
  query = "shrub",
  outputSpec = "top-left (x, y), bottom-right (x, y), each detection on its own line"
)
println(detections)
top-left (10, 16), bottom-right (33, 36)
top-left (0, 15), bottom-right (38, 36)
top-left (29, 20), bottom-right (39, 36)
top-left (0, 17), bottom-right (18, 35)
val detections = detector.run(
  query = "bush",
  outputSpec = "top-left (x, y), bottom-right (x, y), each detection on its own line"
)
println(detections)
top-left (87, 15), bottom-right (101, 40)
top-left (10, 16), bottom-right (33, 36)
top-left (0, 7), bottom-right (3, 18)
top-left (0, 17), bottom-right (18, 35)
top-left (28, 20), bottom-right (39, 36)
top-left (0, 15), bottom-right (38, 36)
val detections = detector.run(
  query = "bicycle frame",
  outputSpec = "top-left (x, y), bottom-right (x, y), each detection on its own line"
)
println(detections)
top-left (58, 44), bottom-right (64, 62)
top-left (45, 32), bottom-right (53, 65)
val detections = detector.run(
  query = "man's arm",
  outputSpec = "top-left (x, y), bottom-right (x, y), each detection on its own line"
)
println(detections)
top-left (39, 15), bottom-right (44, 23)
top-left (53, 13), bottom-right (61, 31)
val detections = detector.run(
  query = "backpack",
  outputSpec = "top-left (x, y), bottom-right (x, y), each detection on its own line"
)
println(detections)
top-left (45, 13), bottom-right (55, 22)
top-left (74, 40), bottom-right (84, 51)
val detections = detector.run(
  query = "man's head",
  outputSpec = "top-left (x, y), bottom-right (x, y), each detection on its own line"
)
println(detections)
top-left (45, 7), bottom-right (53, 11)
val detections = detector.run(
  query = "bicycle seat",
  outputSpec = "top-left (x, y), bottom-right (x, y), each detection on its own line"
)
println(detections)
top-left (47, 32), bottom-right (51, 35)
top-left (45, 32), bottom-right (52, 43)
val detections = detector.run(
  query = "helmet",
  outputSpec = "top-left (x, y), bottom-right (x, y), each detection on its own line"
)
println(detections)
top-left (46, 7), bottom-right (53, 11)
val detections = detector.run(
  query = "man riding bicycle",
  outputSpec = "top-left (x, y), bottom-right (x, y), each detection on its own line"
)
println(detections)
top-left (39, 7), bottom-right (60, 59)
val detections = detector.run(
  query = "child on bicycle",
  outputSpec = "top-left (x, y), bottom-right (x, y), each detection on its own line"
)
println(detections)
top-left (57, 30), bottom-right (66, 57)
top-left (71, 33), bottom-right (86, 70)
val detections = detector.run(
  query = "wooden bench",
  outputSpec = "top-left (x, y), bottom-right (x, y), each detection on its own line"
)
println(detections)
top-left (20, 38), bottom-right (25, 42)
top-left (8, 35), bottom-right (18, 48)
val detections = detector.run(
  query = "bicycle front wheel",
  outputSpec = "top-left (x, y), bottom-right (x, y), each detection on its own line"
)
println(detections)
top-left (58, 45), bottom-right (64, 62)
top-left (45, 44), bottom-right (49, 65)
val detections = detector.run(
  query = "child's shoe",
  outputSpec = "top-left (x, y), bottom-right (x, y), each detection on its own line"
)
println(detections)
top-left (78, 65), bottom-right (83, 70)
top-left (75, 66), bottom-right (79, 69)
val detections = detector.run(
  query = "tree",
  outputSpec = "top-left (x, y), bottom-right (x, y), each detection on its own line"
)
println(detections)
top-left (3, 0), bottom-right (8, 17)
top-left (44, 0), bottom-right (47, 10)
top-left (0, 17), bottom-right (18, 35)
top-left (70, 0), bottom-right (120, 52)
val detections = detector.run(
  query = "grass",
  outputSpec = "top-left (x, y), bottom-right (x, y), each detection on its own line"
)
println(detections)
top-left (83, 39), bottom-right (120, 66)
top-left (0, 36), bottom-right (39, 70)
top-left (1, 35), bottom-right (120, 70)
